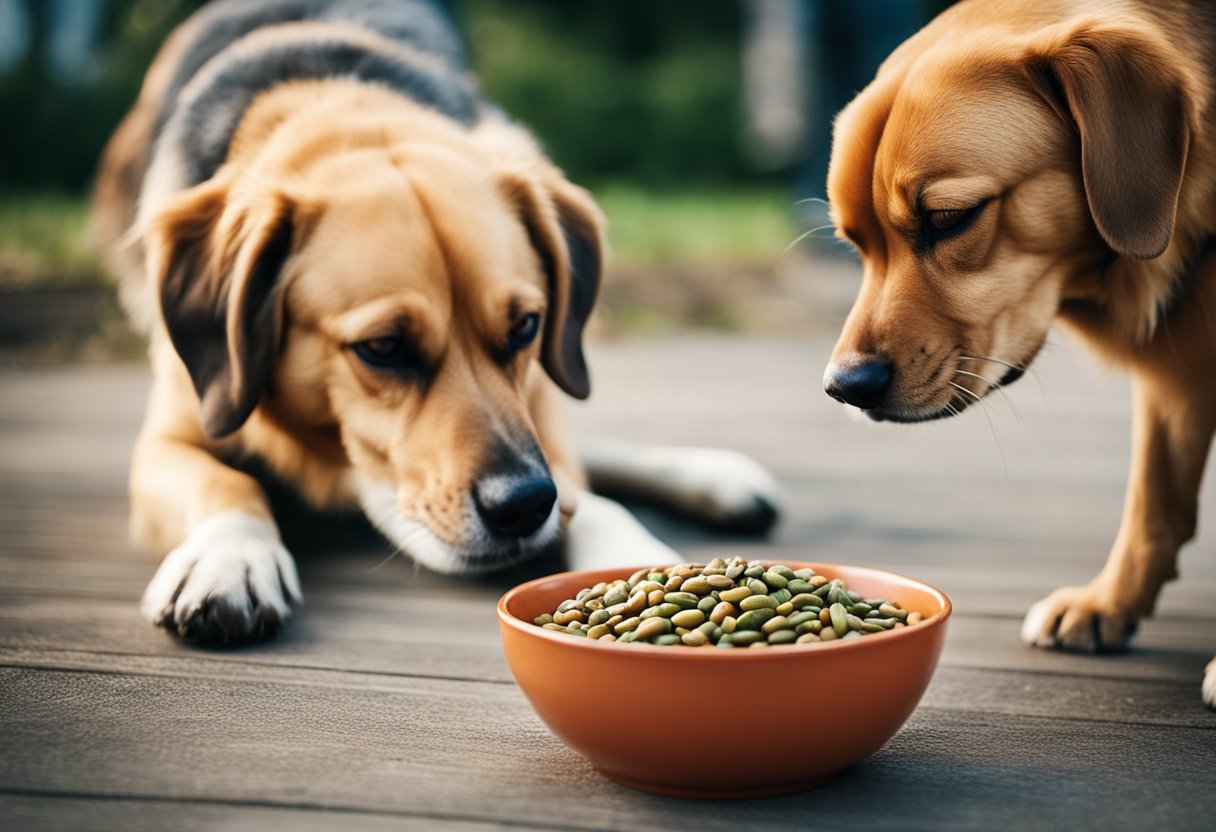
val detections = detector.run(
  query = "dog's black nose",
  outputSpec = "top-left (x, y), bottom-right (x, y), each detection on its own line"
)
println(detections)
top-left (475, 476), bottom-right (557, 539)
top-left (824, 356), bottom-right (892, 409)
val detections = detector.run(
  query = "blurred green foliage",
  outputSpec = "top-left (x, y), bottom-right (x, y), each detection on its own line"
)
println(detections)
top-left (0, 193), bottom-right (104, 285)
top-left (454, 0), bottom-right (754, 187)
top-left (0, 183), bottom-right (793, 290)
top-left (597, 184), bottom-right (790, 266)
top-left (0, 0), bottom-right (206, 191)
top-left (0, 0), bottom-right (766, 193)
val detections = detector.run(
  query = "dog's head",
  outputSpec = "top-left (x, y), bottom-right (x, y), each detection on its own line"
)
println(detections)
top-left (823, 8), bottom-right (1194, 421)
top-left (145, 115), bottom-right (602, 573)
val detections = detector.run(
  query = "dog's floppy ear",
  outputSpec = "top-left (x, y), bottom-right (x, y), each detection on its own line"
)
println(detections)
top-left (1025, 25), bottom-right (1191, 259)
top-left (499, 167), bottom-right (604, 399)
top-left (147, 179), bottom-right (296, 438)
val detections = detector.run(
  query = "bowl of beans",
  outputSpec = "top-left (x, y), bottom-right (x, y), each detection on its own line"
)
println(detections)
top-left (497, 557), bottom-right (951, 798)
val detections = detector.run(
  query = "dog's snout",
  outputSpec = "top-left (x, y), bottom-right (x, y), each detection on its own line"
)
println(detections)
top-left (474, 476), bottom-right (557, 539)
top-left (824, 356), bottom-right (892, 409)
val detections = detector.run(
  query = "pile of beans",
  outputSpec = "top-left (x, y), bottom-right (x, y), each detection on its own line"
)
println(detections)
top-left (532, 558), bottom-right (924, 647)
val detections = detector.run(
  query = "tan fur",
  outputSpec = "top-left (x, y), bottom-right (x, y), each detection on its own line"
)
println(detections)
top-left (97, 32), bottom-right (601, 562)
top-left (827, 0), bottom-right (1216, 650)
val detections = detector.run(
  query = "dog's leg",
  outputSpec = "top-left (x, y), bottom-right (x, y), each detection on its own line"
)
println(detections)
top-left (562, 490), bottom-right (681, 572)
top-left (1204, 657), bottom-right (1216, 711)
top-left (527, 386), bottom-right (680, 571)
top-left (131, 416), bottom-right (301, 645)
top-left (1022, 366), bottom-right (1216, 654)
top-left (580, 437), bottom-right (783, 533)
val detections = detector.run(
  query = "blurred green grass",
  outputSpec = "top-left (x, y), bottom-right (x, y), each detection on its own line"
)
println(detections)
top-left (0, 185), bottom-right (794, 288)
top-left (0, 193), bottom-right (106, 288)
top-left (597, 184), bottom-right (793, 267)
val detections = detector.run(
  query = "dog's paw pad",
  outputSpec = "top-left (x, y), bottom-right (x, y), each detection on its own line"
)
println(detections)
top-left (171, 597), bottom-right (285, 645)
top-left (141, 511), bottom-right (302, 646)
top-left (1203, 658), bottom-right (1216, 711)
top-left (1021, 587), bottom-right (1138, 654)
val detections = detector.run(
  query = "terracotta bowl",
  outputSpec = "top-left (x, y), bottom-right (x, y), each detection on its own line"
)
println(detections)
top-left (498, 562), bottom-right (951, 798)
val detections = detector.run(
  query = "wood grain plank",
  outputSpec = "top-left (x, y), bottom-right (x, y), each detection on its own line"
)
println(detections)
top-left (0, 795), bottom-right (525, 832)
top-left (1, 593), bottom-right (1211, 686)
top-left (3, 645), bottom-right (1214, 728)
top-left (1, 665), bottom-right (1213, 831)
top-left (3, 336), bottom-right (1216, 830)
top-left (2, 510), bottom-right (1214, 620)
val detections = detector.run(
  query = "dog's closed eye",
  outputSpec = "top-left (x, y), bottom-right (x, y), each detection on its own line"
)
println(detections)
top-left (918, 199), bottom-right (991, 252)
top-left (928, 208), bottom-right (970, 231)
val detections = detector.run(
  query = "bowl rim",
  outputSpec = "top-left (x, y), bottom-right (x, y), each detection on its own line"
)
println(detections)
top-left (497, 561), bottom-right (952, 660)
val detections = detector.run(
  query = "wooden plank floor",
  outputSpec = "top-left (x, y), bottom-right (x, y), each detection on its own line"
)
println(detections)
top-left (2, 333), bottom-right (1214, 831)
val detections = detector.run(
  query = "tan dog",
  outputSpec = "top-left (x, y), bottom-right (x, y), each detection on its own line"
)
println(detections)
top-left (93, 0), bottom-right (780, 645)
top-left (821, 0), bottom-right (1216, 707)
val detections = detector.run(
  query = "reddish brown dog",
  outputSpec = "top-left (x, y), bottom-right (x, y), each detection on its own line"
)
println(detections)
top-left (821, 0), bottom-right (1216, 707)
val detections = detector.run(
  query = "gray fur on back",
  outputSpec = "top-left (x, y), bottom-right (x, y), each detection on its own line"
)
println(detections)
top-left (155, 0), bottom-right (480, 186)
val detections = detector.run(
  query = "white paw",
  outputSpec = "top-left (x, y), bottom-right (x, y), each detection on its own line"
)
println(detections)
top-left (1020, 585), bottom-right (1138, 653)
top-left (141, 510), bottom-right (302, 645)
top-left (1204, 657), bottom-right (1216, 711)
top-left (564, 492), bottom-right (680, 572)
top-left (585, 440), bottom-right (783, 533)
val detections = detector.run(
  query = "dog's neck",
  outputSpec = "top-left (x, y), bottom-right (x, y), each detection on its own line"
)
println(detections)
top-left (1058, 229), bottom-right (1216, 363)
top-left (1154, 233), bottom-right (1216, 322)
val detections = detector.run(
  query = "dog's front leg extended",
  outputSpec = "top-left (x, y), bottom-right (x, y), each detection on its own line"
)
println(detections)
top-left (526, 379), bottom-right (682, 571)
top-left (579, 438), bottom-right (783, 533)
top-left (536, 425), bottom-right (681, 572)
top-left (562, 491), bottom-right (681, 572)
top-left (1022, 364), bottom-right (1216, 655)
top-left (131, 408), bottom-right (301, 645)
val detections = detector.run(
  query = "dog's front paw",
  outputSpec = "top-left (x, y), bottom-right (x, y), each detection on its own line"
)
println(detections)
top-left (1204, 658), bottom-right (1216, 711)
top-left (1020, 584), bottom-right (1139, 653)
top-left (140, 511), bottom-right (302, 645)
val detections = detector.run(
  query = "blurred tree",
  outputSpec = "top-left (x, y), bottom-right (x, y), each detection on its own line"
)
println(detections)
top-left (0, 0), bottom-right (766, 193)
top-left (451, 0), bottom-right (754, 187)
top-left (0, 0), bottom-right (206, 191)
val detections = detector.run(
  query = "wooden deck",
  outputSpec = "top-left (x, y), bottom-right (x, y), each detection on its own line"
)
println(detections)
top-left (2, 332), bottom-right (1214, 830)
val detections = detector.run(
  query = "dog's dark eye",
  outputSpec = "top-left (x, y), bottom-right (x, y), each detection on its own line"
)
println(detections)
top-left (508, 313), bottom-right (541, 352)
top-left (352, 336), bottom-right (413, 370)
top-left (923, 200), bottom-right (989, 241)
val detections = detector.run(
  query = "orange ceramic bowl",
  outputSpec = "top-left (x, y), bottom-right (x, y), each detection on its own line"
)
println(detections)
top-left (498, 562), bottom-right (951, 798)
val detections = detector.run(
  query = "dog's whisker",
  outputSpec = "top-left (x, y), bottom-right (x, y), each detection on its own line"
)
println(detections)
top-left (368, 547), bottom-right (404, 572)
top-left (951, 382), bottom-right (1009, 478)
top-left (959, 352), bottom-right (1049, 402)
top-left (784, 224), bottom-right (840, 253)
top-left (956, 368), bottom-right (1024, 428)
top-left (498, 542), bottom-right (526, 579)
top-left (793, 196), bottom-right (832, 209)
top-left (966, 351), bottom-right (1052, 404)
top-left (947, 380), bottom-right (982, 403)
top-left (363, 515), bottom-right (438, 577)
top-left (958, 354), bottom-right (1027, 372)
top-left (955, 368), bottom-right (1001, 386)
